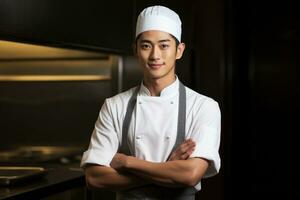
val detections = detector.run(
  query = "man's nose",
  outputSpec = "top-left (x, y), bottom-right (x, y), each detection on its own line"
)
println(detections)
top-left (149, 46), bottom-right (161, 60)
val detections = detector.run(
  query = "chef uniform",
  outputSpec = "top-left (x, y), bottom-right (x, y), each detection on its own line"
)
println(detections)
top-left (81, 78), bottom-right (221, 198)
top-left (81, 5), bottom-right (221, 200)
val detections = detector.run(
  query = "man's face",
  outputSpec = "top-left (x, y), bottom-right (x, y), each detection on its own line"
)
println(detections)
top-left (136, 30), bottom-right (185, 81)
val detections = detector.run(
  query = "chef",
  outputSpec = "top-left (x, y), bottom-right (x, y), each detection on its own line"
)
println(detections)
top-left (80, 5), bottom-right (221, 200)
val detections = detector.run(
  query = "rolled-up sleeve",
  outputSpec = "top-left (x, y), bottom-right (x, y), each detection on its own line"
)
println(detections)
top-left (189, 99), bottom-right (221, 178)
top-left (80, 99), bottom-right (119, 168)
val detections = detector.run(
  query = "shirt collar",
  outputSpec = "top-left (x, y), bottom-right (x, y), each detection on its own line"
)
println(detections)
top-left (139, 76), bottom-right (179, 97)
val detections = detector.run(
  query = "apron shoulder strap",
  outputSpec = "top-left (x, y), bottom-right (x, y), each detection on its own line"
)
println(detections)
top-left (171, 81), bottom-right (186, 153)
top-left (119, 86), bottom-right (140, 155)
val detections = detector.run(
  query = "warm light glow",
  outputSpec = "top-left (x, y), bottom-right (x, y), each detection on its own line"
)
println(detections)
top-left (0, 75), bottom-right (111, 81)
top-left (0, 40), bottom-right (116, 82)
top-left (0, 40), bottom-right (106, 59)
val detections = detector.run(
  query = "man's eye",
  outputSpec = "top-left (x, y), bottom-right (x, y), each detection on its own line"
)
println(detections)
top-left (141, 44), bottom-right (151, 49)
top-left (161, 44), bottom-right (169, 49)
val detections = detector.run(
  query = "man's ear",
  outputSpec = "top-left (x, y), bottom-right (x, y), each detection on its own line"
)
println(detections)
top-left (176, 43), bottom-right (185, 60)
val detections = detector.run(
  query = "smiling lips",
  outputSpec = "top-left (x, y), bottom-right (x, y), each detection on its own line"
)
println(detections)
top-left (148, 63), bottom-right (164, 69)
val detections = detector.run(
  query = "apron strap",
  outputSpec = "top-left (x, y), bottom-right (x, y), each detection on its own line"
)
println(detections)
top-left (119, 86), bottom-right (140, 155)
top-left (172, 81), bottom-right (186, 153)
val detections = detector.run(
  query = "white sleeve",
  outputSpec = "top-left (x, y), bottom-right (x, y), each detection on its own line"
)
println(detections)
top-left (189, 99), bottom-right (221, 178)
top-left (80, 99), bottom-right (119, 167)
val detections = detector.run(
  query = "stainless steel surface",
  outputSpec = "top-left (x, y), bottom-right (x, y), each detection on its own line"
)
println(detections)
top-left (111, 55), bottom-right (123, 95)
top-left (0, 166), bottom-right (47, 185)
top-left (122, 56), bottom-right (142, 91)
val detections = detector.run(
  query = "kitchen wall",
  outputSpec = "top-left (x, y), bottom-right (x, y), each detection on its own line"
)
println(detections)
top-left (226, 0), bottom-right (300, 199)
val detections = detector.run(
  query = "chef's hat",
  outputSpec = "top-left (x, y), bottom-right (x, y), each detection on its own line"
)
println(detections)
top-left (135, 5), bottom-right (182, 42)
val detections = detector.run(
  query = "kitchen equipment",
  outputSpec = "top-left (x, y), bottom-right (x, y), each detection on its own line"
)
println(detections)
top-left (0, 166), bottom-right (47, 186)
top-left (0, 146), bottom-right (83, 165)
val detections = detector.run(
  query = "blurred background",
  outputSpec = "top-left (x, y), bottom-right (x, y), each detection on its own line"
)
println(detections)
top-left (0, 0), bottom-right (299, 199)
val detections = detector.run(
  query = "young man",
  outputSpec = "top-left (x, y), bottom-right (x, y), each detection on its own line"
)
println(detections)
top-left (81, 5), bottom-right (221, 200)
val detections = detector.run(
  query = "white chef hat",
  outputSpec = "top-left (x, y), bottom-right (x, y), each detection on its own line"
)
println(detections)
top-left (135, 5), bottom-right (182, 42)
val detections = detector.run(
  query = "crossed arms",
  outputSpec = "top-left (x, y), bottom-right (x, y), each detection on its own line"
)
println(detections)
top-left (84, 139), bottom-right (209, 192)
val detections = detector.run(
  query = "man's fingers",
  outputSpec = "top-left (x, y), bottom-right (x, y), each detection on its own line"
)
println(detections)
top-left (180, 147), bottom-right (195, 159)
top-left (186, 147), bottom-right (195, 156)
top-left (178, 140), bottom-right (195, 153)
top-left (169, 140), bottom-right (196, 161)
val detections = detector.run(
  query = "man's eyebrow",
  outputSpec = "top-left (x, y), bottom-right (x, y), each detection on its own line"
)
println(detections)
top-left (158, 39), bottom-right (171, 43)
top-left (140, 39), bottom-right (152, 43)
top-left (139, 39), bottom-right (171, 43)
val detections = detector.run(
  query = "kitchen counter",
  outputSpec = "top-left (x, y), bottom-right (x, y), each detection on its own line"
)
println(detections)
top-left (0, 164), bottom-right (86, 200)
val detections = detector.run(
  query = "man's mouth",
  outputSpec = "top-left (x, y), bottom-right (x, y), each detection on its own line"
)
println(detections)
top-left (148, 63), bottom-right (164, 69)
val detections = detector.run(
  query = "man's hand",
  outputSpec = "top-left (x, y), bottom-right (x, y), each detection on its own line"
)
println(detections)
top-left (168, 139), bottom-right (196, 161)
top-left (110, 153), bottom-right (128, 171)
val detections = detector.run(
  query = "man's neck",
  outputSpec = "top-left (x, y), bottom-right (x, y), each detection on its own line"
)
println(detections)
top-left (143, 75), bottom-right (176, 96)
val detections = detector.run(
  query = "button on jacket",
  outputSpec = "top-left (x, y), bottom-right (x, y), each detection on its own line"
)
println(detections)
top-left (81, 78), bottom-right (221, 191)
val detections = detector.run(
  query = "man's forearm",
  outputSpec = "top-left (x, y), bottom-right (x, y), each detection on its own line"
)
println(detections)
top-left (125, 161), bottom-right (188, 188)
top-left (115, 155), bottom-right (208, 187)
top-left (84, 164), bottom-right (148, 192)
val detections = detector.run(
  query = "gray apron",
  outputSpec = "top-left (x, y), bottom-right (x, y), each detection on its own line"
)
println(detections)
top-left (117, 82), bottom-right (197, 200)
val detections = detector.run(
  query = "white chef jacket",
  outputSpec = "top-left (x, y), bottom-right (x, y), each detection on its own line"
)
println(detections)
top-left (81, 78), bottom-right (221, 191)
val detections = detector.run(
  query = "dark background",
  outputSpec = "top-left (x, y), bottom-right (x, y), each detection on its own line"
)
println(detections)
top-left (0, 0), bottom-right (299, 199)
